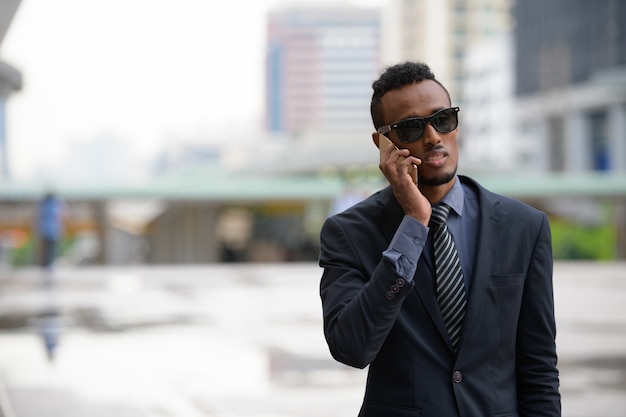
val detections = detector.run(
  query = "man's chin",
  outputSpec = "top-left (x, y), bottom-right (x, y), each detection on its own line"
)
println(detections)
top-left (418, 171), bottom-right (456, 187)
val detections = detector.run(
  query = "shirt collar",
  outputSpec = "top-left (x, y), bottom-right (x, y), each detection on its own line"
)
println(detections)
top-left (440, 176), bottom-right (464, 217)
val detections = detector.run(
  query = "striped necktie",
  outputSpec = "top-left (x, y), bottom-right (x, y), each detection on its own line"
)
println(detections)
top-left (430, 203), bottom-right (467, 351)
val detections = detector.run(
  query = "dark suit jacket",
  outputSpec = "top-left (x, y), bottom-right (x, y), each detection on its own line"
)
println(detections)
top-left (319, 175), bottom-right (560, 417)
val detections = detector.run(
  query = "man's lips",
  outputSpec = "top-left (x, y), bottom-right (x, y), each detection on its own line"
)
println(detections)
top-left (422, 150), bottom-right (447, 166)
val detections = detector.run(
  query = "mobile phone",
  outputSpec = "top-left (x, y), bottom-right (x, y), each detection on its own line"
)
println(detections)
top-left (378, 133), bottom-right (417, 184)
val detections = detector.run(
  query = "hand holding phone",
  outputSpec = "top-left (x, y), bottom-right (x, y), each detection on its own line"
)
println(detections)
top-left (378, 133), bottom-right (417, 184)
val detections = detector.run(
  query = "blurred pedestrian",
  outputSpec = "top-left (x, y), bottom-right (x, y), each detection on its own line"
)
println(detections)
top-left (38, 308), bottom-right (62, 362)
top-left (38, 191), bottom-right (65, 270)
top-left (319, 62), bottom-right (561, 416)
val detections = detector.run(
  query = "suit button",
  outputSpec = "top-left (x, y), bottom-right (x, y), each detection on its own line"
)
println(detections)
top-left (385, 291), bottom-right (395, 300)
top-left (396, 278), bottom-right (405, 287)
top-left (391, 284), bottom-right (399, 293)
top-left (452, 370), bottom-right (462, 383)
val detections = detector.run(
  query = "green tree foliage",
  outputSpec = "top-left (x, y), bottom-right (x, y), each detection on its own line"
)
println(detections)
top-left (550, 218), bottom-right (617, 260)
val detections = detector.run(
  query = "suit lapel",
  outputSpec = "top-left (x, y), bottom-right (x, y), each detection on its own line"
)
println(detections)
top-left (412, 257), bottom-right (451, 348)
top-left (457, 183), bottom-right (503, 353)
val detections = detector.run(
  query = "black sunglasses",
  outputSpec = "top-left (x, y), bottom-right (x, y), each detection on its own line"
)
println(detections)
top-left (377, 107), bottom-right (460, 143)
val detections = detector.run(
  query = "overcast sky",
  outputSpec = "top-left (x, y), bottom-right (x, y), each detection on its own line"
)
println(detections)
top-left (3, 0), bottom-right (387, 181)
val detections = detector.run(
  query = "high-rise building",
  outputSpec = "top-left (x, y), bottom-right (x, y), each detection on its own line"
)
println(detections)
top-left (389, 0), bottom-right (511, 107)
top-left (462, 35), bottom-right (516, 170)
top-left (513, 0), bottom-right (626, 172)
top-left (265, 4), bottom-right (381, 135)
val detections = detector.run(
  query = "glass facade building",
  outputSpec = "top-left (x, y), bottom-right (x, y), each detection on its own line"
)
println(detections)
top-left (513, 0), bottom-right (626, 173)
top-left (265, 5), bottom-right (381, 134)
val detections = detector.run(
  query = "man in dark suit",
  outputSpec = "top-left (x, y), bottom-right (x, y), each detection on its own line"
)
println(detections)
top-left (319, 62), bottom-right (561, 416)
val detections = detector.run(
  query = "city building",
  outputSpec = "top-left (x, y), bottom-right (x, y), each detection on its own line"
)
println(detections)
top-left (388, 0), bottom-right (512, 107)
top-left (265, 3), bottom-right (381, 135)
top-left (461, 35), bottom-right (517, 171)
top-left (513, 0), bottom-right (626, 173)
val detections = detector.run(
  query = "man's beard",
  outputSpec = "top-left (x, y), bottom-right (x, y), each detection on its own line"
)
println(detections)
top-left (417, 166), bottom-right (457, 187)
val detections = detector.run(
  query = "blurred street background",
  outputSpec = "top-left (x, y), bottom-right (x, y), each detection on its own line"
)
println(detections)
top-left (0, 0), bottom-right (625, 416)
top-left (0, 0), bottom-right (624, 268)
top-left (0, 262), bottom-right (624, 417)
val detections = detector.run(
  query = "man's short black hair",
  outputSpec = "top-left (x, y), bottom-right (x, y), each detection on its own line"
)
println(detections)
top-left (370, 61), bottom-right (451, 129)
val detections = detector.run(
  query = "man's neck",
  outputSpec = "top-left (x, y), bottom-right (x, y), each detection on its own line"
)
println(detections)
top-left (421, 177), bottom-right (457, 205)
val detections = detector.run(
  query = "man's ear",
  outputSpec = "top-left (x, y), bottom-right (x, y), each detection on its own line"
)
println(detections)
top-left (372, 132), bottom-right (380, 149)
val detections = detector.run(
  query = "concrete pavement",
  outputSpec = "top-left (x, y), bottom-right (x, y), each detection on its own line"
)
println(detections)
top-left (0, 262), bottom-right (624, 417)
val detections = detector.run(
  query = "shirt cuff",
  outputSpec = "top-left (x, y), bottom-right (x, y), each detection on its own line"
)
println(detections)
top-left (382, 215), bottom-right (428, 282)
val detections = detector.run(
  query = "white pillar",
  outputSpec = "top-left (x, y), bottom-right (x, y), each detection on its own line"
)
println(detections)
top-left (608, 104), bottom-right (626, 172)
top-left (0, 61), bottom-right (22, 179)
top-left (535, 118), bottom-right (551, 172)
top-left (564, 111), bottom-right (588, 172)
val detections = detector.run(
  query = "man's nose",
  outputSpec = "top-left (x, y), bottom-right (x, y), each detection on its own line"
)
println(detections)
top-left (421, 123), bottom-right (442, 145)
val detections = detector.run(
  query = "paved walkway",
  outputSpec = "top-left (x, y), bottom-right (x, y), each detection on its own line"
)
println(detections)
top-left (0, 262), bottom-right (624, 417)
